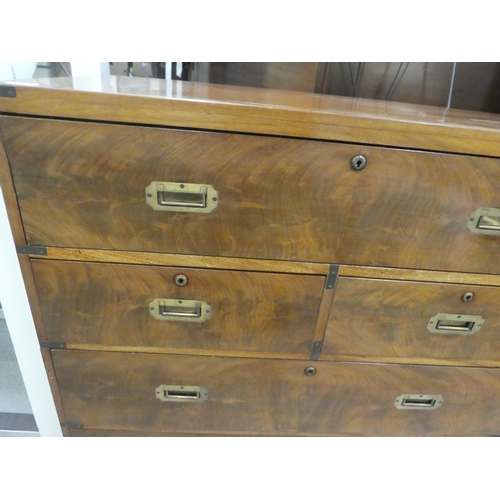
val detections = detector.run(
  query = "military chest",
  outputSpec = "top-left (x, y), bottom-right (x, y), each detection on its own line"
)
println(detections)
top-left (1, 76), bottom-right (500, 436)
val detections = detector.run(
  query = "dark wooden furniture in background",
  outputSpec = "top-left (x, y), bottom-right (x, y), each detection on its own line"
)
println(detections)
top-left (1, 76), bottom-right (500, 436)
top-left (182, 62), bottom-right (500, 113)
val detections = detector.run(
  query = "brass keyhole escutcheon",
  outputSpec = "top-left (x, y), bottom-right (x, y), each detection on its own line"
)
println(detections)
top-left (462, 291), bottom-right (474, 303)
top-left (350, 155), bottom-right (367, 171)
top-left (174, 274), bottom-right (188, 286)
top-left (304, 366), bottom-right (317, 376)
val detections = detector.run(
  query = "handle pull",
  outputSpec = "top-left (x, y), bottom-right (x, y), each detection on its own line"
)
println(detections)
top-left (467, 207), bottom-right (500, 235)
top-left (394, 394), bottom-right (443, 410)
top-left (427, 313), bottom-right (483, 335)
top-left (145, 181), bottom-right (218, 213)
top-left (149, 298), bottom-right (211, 323)
top-left (156, 385), bottom-right (208, 402)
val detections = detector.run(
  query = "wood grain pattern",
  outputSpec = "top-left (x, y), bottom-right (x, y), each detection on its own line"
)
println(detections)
top-left (64, 344), bottom-right (311, 360)
top-left (18, 255), bottom-right (49, 342)
top-left (41, 348), bottom-right (67, 431)
top-left (0, 134), bottom-right (51, 340)
top-left (340, 265), bottom-right (500, 287)
top-left (70, 429), bottom-right (245, 437)
top-left (0, 130), bottom-right (25, 245)
top-left (337, 145), bottom-right (500, 274)
top-left (39, 248), bottom-right (329, 275)
top-left (312, 289), bottom-right (335, 343)
top-left (319, 354), bottom-right (500, 368)
top-left (32, 259), bottom-right (324, 353)
top-left (2, 116), bottom-right (357, 263)
top-left (68, 429), bottom-right (381, 437)
top-left (53, 350), bottom-right (500, 436)
top-left (322, 277), bottom-right (500, 362)
top-left (2, 77), bottom-right (500, 156)
top-left (4, 116), bottom-right (500, 273)
top-left (32, 248), bottom-right (500, 286)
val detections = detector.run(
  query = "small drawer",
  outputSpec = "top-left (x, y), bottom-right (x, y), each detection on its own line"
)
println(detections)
top-left (32, 259), bottom-right (324, 354)
top-left (322, 277), bottom-right (500, 362)
top-left (53, 350), bottom-right (500, 436)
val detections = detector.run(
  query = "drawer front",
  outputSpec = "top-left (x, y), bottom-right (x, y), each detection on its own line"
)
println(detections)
top-left (2, 117), bottom-right (356, 262)
top-left (32, 259), bottom-right (323, 353)
top-left (339, 149), bottom-right (500, 273)
top-left (322, 277), bottom-right (500, 362)
top-left (3, 116), bottom-right (500, 272)
top-left (53, 351), bottom-right (500, 436)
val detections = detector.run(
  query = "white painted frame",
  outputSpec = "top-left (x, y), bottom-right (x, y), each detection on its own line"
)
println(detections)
top-left (0, 187), bottom-right (62, 437)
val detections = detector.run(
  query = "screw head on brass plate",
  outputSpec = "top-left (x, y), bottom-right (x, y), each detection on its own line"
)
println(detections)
top-left (350, 155), bottom-right (367, 171)
top-left (304, 366), bottom-right (317, 376)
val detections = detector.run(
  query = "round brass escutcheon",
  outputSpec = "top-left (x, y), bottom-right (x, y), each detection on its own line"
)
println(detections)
top-left (462, 291), bottom-right (474, 303)
top-left (304, 366), bottom-right (317, 376)
top-left (350, 154), bottom-right (367, 171)
top-left (174, 274), bottom-right (188, 286)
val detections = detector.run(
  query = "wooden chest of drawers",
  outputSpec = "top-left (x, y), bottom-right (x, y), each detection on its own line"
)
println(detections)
top-left (1, 76), bottom-right (500, 436)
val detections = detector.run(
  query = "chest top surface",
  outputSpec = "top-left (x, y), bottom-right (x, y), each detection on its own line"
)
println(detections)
top-left (1, 76), bottom-right (500, 157)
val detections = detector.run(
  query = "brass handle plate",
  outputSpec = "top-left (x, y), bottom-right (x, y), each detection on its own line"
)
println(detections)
top-left (427, 313), bottom-right (483, 335)
top-left (467, 207), bottom-right (500, 235)
top-left (156, 385), bottom-right (208, 402)
top-left (145, 181), bottom-right (218, 213)
top-left (394, 394), bottom-right (444, 410)
top-left (149, 298), bottom-right (211, 322)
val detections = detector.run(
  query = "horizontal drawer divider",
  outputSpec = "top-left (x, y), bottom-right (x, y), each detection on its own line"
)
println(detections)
top-left (53, 345), bottom-right (500, 369)
top-left (31, 247), bottom-right (500, 286)
top-left (320, 354), bottom-right (500, 369)
top-left (33, 247), bottom-right (329, 275)
top-left (59, 344), bottom-right (313, 361)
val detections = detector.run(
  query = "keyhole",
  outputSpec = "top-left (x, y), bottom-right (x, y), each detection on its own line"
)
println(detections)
top-left (350, 155), bottom-right (367, 171)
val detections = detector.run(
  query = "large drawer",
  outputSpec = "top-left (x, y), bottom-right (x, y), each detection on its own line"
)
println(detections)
top-left (32, 259), bottom-right (323, 353)
top-left (2, 116), bottom-right (356, 262)
top-left (322, 277), bottom-right (500, 362)
top-left (3, 116), bottom-right (500, 273)
top-left (53, 350), bottom-right (500, 436)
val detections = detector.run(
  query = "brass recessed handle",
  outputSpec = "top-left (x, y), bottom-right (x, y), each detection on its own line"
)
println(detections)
top-left (156, 385), bottom-right (208, 402)
top-left (145, 181), bottom-right (218, 213)
top-left (394, 394), bottom-right (443, 410)
top-left (467, 207), bottom-right (500, 235)
top-left (427, 313), bottom-right (483, 335)
top-left (149, 299), bottom-right (211, 322)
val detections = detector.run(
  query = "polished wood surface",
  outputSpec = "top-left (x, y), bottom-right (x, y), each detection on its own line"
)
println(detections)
top-left (31, 248), bottom-right (500, 286)
top-left (32, 260), bottom-right (324, 353)
top-left (38, 248), bottom-right (329, 275)
top-left (63, 344), bottom-right (311, 360)
top-left (41, 348), bottom-right (67, 430)
top-left (1, 77), bottom-right (500, 156)
top-left (3, 117), bottom-right (355, 263)
top-left (337, 146), bottom-right (500, 274)
top-left (312, 289), bottom-right (335, 343)
top-left (0, 131), bottom-right (25, 245)
top-left (4, 116), bottom-right (500, 272)
top-left (340, 265), bottom-right (500, 287)
top-left (320, 354), bottom-right (500, 369)
top-left (69, 429), bottom-right (367, 437)
top-left (4, 75), bottom-right (500, 437)
top-left (323, 277), bottom-right (500, 362)
top-left (53, 350), bottom-right (500, 436)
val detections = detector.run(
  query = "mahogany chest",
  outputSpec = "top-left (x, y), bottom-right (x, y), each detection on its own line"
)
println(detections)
top-left (1, 76), bottom-right (500, 436)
